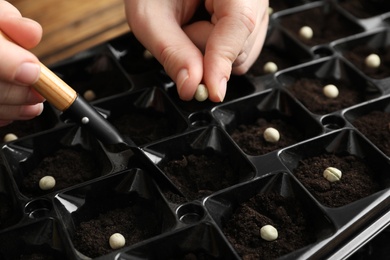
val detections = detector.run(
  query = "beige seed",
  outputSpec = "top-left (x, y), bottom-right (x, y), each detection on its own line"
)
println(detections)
top-left (83, 90), bottom-right (96, 102)
top-left (323, 167), bottom-right (342, 182)
top-left (109, 233), bottom-right (126, 249)
top-left (260, 225), bottom-right (278, 241)
top-left (39, 176), bottom-right (56, 190)
top-left (143, 49), bottom-right (154, 59)
top-left (194, 84), bottom-right (209, 102)
top-left (268, 7), bottom-right (274, 15)
top-left (365, 53), bottom-right (381, 68)
top-left (3, 133), bottom-right (18, 143)
top-left (263, 61), bottom-right (278, 74)
top-left (299, 26), bottom-right (313, 40)
top-left (323, 84), bottom-right (339, 99)
top-left (263, 127), bottom-right (280, 143)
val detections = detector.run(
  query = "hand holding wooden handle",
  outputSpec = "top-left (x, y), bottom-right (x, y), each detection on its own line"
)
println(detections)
top-left (0, 31), bottom-right (77, 111)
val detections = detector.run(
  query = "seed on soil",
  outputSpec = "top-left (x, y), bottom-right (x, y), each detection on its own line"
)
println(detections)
top-left (39, 176), bottom-right (56, 190)
top-left (323, 167), bottom-right (342, 182)
top-left (260, 225), bottom-right (278, 241)
top-left (263, 127), bottom-right (280, 143)
top-left (109, 233), bottom-right (126, 249)
top-left (323, 84), bottom-right (339, 99)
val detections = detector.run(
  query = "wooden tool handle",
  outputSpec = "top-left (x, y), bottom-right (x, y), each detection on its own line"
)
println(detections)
top-left (0, 31), bottom-right (77, 111)
top-left (34, 63), bottom-right (77, 111)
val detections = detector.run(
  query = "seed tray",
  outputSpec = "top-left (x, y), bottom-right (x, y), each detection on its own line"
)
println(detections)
top-left (1, 0), bottom-right (390, 259)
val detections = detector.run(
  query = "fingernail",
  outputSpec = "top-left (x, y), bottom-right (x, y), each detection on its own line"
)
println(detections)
top-left (217, 78), bottom-right (227, 102)
top-left (176, 68), bottom-right (189, 96)
top-left (20, 103), bottom-right (44, 118)
top-left (15, 62), bottom-right (40, 85)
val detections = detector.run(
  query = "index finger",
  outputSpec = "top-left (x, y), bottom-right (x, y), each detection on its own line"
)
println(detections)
top-left (203, 0), bottom-right (261, 101)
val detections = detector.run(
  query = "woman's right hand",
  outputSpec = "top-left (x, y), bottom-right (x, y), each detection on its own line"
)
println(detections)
top-left (0, 1), bottom-right (45, 127)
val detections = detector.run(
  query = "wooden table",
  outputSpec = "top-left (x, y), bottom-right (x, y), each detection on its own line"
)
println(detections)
top-left (10, 0), bottom-right (130, 65)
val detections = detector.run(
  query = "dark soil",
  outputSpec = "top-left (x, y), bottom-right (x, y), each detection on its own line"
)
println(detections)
top-left (111, 110), bottom-right (173, 145)
top-left (343, 45), bottom-right (390, 79)
top-left (339, 0), bottom-right (390, 19)
top-left (294, 153), bottom-right (381, 207)
top-left (287, 78), bottom-right (367, 114)
top-left (222, 192), bottom-right (316, 259)
top-left (230, 118), bottom-right (304, 156)
top-left (73, 205), bottom-right (160, 258)
top-left (280, 6), bottom-right (362, 46)
top-left (56, 54), bottom-right (130, 100)
top-left (163, 153), bottom-right (238, 200)
top-left (0, 118), bottom-right (52, 143)
top-left (21, 147), bottom-right (100, 197)
top-left (353, 110), bottom-right (390, 157)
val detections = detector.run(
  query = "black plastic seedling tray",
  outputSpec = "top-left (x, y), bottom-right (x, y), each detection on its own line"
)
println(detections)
top-left (1, 0), bottom-right (390, 259)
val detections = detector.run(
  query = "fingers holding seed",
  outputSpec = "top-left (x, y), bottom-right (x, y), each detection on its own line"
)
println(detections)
top-left (194, 84), bottom-right (209, 102)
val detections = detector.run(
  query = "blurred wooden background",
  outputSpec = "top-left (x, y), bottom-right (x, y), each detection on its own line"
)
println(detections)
top-left (10, 0), bottom-right (130, 65)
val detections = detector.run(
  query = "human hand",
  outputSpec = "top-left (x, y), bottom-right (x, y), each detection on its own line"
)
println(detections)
top-left (0, 1), bottom-right (44, 127)
top-left (125, 0), bottom-right (269, 102)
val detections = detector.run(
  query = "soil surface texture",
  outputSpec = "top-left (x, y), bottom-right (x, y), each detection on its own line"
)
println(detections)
top-left (294, 153), bottom-right (381, 207)
top-left (288, 78), bottom-right (367, 114)
top-left (353, 110), bottom-right (390, 157)
top-left (163, 153), bottom-right (238, 200)
top-left (280, 6), bottom-right (362, 46)
top-left (231, 118), bottom-right (304, 156)
top-left (223, 192), bottom-right (316, 259)
top-left (343, 45), bottom-right (390, 79)
top-left (74, 205), bottom-right (160, 258)
top-left (21, 147), bottom-right (99, 197)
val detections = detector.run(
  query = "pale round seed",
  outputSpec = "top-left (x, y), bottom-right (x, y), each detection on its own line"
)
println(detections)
top-left (39, 176), bottom-right (56, 190)
top-left (3, 133), bottom-right (18, 143)
top-left (323, 84), bottom-right (339, 99)
top-left (109, 233), bottom-right (126, 249)
top-left (299, 26), bottom-right (313, 40)
top-left (83, 90), bottom-right (96, 102)
top-left (365, 53), bottom-right (381, 68)
top-left (260, 225), bottom-right (278, 241)
top-left (263, 61), bottom-right (278, 74)
top-left (323, 167), bottom-right (342, 182)
top-left (143, 49), bottom-right (154, 59)
top-left (194, 84), bottom-right (209, 102)
top-left (263, 127), bottom-right (280, 143)
top-left (268, 7), bottom-right (274, 15)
